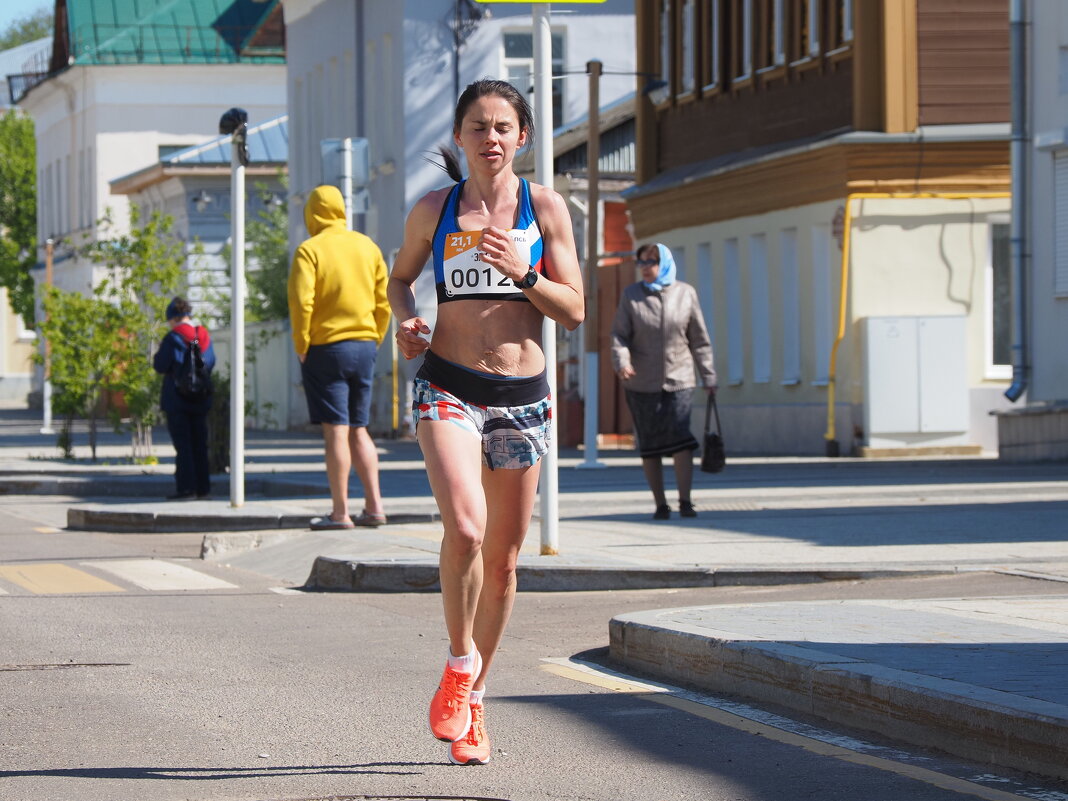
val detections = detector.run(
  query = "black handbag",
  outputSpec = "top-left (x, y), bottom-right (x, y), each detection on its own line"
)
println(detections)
top-left (700, 394), bottom-right (726, 474)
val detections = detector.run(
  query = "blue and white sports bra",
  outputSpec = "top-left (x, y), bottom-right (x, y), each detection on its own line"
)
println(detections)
top-left (431, 178), bottom-right (544, 305)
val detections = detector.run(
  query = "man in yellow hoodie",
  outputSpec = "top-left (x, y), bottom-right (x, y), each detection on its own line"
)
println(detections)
top-left (288, 185), bottom-right (391, 529)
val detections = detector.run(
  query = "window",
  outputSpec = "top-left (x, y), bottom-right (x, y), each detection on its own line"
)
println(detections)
top-left (838, 0), bottom-right (853, 45)
top-left (790, 0), bottom-right (820, 63)
top-left (681, 0), bottom-right (696, 95)
top-left (810, 224), bottom-right (833, 385)
top-left (806, 0), bottom-right (820, 56)
top-left (757, 0), bottom-right (786, 72)
top-left (733, 0), bottom-right (753, 82)
top-left (504, 31), bottom-right (564, 128)
top-left (706, 0), bottom-right (722, 89)
top-left (780, 228), bottom-right (801, 384)
top-left (660, 1), bottom-right (672, 95)
top-left (749, 233), bottom-right (771, 383)
top-left (987, 219), bottom-right (1012, 378)
top-left (724, 238), bottom-right (745, 384)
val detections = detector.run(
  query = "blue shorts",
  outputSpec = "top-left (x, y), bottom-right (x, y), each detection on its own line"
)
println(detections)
top-left (300, 339), bottom-right (377, 426)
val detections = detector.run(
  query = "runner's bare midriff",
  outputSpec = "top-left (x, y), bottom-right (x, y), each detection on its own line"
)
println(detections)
top-left (432, 299), bottom-right (545, 376)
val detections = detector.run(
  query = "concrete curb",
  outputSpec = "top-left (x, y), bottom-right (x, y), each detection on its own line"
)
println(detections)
top-left (304, 555), bottom-right (956, 593)
top-left (0, 476), bottom-right (327, 499)
top-left (67, 508), bottom-right (438, 533)
top-left (608, 610), bottom-right (1068, 782)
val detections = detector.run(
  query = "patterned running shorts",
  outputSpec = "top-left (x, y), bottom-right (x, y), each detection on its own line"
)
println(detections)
top-left (413, 377), bottom-right (551, 470)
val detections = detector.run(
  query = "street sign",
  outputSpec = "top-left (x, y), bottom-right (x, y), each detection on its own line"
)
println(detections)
top-left (474, 1), bottom-right (606, 3)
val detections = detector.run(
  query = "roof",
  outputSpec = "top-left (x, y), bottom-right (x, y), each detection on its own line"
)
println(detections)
top-left (110, 113), bottom-right (288, 194)
top-left (56, 0), bottom-right (284, 67)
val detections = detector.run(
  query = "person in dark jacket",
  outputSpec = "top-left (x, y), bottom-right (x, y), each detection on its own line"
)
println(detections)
top-left (153, 297), bottom-right (216, 500)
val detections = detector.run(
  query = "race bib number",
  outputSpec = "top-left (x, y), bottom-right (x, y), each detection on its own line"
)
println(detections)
top-left (442, 230), bottom-right (532, 297)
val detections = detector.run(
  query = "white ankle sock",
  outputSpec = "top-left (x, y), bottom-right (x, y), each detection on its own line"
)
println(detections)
top-left (447, 648), bottom-right (478, 674)
top-left (469, 688), bottom-right (485, 706)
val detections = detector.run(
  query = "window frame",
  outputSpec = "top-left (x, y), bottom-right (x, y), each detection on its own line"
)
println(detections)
top-left (789, 0), bottom-right (821, 67)
top-left (703, 0), bottom-right (722, 93)
top-left (679, 0), bottom-right (697, 98)
top-left (731, 0), bottom-right (754, 86)
top-left (502, 29), bottom-right (566, 128)
top-left (985, 214), bottom-right (1013, 380)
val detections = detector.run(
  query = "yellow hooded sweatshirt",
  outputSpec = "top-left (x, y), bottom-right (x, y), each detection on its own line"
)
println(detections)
top-left (287, 185), bottom-right (391, 354)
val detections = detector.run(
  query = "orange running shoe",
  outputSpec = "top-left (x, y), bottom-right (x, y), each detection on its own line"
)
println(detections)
top-left (428, 650), bottom-right (481, 742)
top-left (448, 702), bottom-right (490, 765)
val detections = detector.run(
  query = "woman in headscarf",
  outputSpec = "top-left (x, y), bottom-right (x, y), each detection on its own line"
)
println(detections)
top-left (611, 243), bottom-right (717, 519)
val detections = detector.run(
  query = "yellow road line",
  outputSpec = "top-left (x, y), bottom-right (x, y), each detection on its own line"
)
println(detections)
top-left (541, 661), bottom-right (1033, 801)
top-left (0, 564), bottom-right (124, 595)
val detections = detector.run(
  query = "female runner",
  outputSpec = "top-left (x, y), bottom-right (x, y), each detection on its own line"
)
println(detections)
top-left (387, 79), bottom-right (584, 765)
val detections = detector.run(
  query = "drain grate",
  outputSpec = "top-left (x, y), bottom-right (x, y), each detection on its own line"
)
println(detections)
top-left (0, 662), bottom-right (130, 671)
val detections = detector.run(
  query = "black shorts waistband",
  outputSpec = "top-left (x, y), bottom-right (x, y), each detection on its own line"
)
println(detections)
top-left (416, 350), bottom-right (549, 407)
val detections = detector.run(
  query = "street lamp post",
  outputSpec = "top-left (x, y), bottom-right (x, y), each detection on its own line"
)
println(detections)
top-left (220, 108), bottom-right (249, 507)
top-left (533, 5), bottom-right (559, 555)
top-left (578, 59), bottom-right (606, 470)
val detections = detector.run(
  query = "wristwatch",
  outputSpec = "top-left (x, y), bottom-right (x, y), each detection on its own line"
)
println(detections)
top-left (513, 267), bottom-right (539, 289)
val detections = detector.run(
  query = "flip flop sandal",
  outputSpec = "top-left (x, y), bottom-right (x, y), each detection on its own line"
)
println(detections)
top-left (352, 510), bottom-right (387, 527)
top-left (309, 514), bottom-right (355, 530)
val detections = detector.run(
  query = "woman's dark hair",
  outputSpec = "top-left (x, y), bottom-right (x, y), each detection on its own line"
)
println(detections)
top-left (436, 79), bottom-right (535, 183)
top-left (166, 296), bottom-right (192, 320)
top-left (636, 244), bottom-right (659, 262)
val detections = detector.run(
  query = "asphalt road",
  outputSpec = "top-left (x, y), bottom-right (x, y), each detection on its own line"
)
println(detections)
top-left (4, 496), bottom-right (1068, 801)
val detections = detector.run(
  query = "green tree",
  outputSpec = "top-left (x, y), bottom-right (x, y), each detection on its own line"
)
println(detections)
top-left (0, 7), bottom-right (53, 50)
top-left (214, 177), bottom-right (289, 323)
top-left (38, 287), bottom-right (118, 460)
top-left (0, 110), bottom-right (37, 327)
top-left (247, 179), bottom-right (290, 321)
top-left (38, 208), bottom-right (186, 461)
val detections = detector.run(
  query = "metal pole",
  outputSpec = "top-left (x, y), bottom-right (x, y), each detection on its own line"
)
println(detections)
top-left (1005, 0), bottom-right (1029, 402)
top-left (533, 5), bottom-right (559, 555)
top-left (578, 60), bottom-right (605, 470)
top-left (341, 137), bottom-right (354, 230)
top-left (230, 132), bottom-right (246, 506)
top-left (40, 238), bottom-right (54, 435)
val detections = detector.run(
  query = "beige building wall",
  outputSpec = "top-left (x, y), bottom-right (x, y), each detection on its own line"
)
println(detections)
top-left (0, 288), bottom-right (35, 402)
top-left (651, 195), bottom-right (1015, 455)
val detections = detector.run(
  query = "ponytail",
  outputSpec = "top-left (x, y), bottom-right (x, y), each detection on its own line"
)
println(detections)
top-left (436, 146), bottom-right (463, 183)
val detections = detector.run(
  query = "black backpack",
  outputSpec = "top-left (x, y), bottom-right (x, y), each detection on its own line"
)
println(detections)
top-left (175, 327), bottom-right (212, 402)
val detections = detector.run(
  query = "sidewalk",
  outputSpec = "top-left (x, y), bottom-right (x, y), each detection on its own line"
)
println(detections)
top-left (4, 403), bottom-right (1068, 780)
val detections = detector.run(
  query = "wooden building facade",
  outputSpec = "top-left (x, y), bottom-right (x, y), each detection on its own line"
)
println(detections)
top-left (626, 0), bottom-right (1016, 455)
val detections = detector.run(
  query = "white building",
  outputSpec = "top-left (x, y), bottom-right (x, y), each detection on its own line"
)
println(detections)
top-left (279, 0), bottom-right (635, 432)
top-left (16, 0), bottom-right (287, 298)
top-left (997, 0), bottom-right (1068, 460)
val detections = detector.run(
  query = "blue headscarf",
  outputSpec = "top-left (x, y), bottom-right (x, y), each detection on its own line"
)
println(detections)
top-left (641, 243), bottom-right (677, 292)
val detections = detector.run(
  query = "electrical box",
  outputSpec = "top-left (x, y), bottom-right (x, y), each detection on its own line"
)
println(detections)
top-left (864, 316), bottom-right (969, 438)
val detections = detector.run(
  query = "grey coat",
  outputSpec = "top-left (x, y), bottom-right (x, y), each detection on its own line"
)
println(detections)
top-left (610, 280), bottom-right (717, 393)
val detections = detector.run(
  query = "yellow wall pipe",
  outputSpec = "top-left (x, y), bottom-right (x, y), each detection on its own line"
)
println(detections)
top-left (823, 191), bottom-right (1011, 455)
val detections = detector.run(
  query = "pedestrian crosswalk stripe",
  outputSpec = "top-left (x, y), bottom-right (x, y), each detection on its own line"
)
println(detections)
top-left (0, 563), bottom-right (124, 595)
top-left (84, 559), bottom-right (238, 591)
